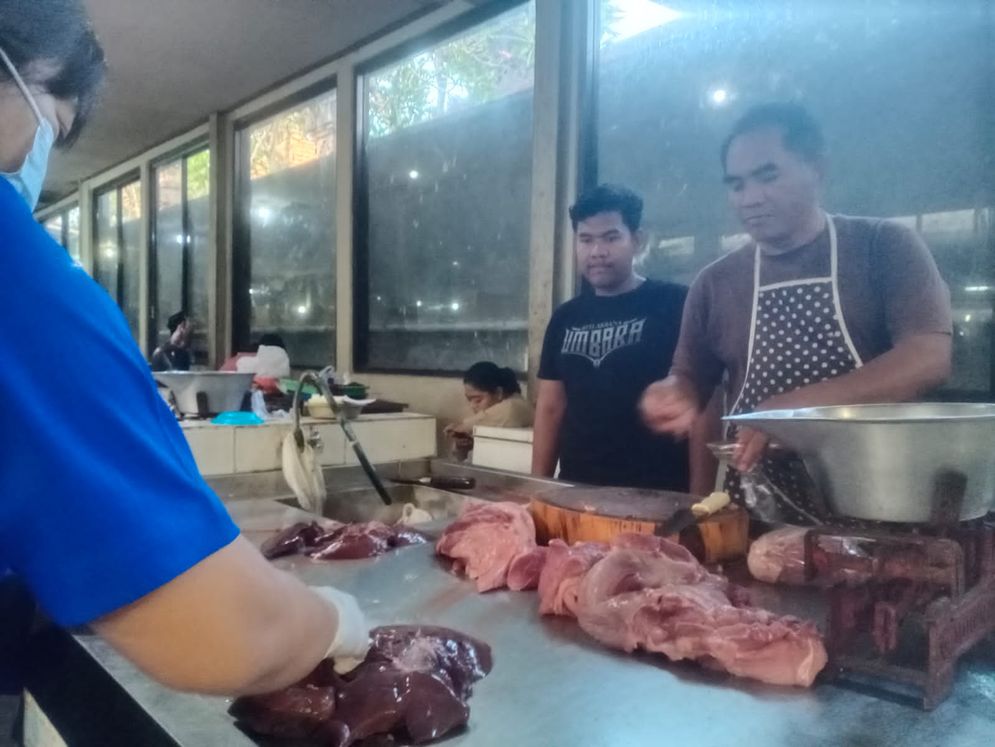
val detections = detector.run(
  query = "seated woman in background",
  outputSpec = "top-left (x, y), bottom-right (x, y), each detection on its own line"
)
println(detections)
top-left (444, 362), bottom-right (534, 459)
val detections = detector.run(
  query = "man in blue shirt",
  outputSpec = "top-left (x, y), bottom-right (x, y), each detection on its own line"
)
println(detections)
top-left (0, 0), bottom-right (368, 697)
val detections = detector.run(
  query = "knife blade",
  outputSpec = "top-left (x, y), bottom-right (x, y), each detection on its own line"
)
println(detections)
top-left (390, 476), bottom-right (476, 490)
top-left (655, 491), bottom-right (731, 537)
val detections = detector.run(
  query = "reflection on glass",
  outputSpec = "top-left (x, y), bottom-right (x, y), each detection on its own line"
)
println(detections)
top-left (360, 2), bottom-right (536, 372)
top-left (153, 149), bottom-right (211, 365)
top-left (120, 181), bottom-right (142, 338)
top-left (187, 149), bottom-right (211, 364)
top-left (44, 215), bottom-right (63, 245)
top-left (236, 91), bottom-right (337, 367)
top-left (41, 206), bottom-right (80, 260)
top-left (94, 180), bottom-right (142, 340)
top-left (66, 206), bottom-right (80, 260)
top-left (94, 188), bottom-right (119, 299)
top-left (597, 0), bottom-right (994, 395)
top-left (155, 160), bottom-right (184, 344)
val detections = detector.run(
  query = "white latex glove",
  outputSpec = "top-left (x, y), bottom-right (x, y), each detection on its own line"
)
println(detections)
top-left (311, 586), bottom-right (370, 674)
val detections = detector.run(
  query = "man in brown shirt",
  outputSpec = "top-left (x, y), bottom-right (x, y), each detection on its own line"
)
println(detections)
top-left (641, 103), bottom-right (952, 520)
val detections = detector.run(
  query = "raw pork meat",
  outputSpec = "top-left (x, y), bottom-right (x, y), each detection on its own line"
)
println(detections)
top-left (506, 546), bottom-right (549, 591)
top-left (747, 527), bottom-right (868, 586)
top-left (231, 625), bottom-right (492, 746)
top-left (436, 502), bottom-right (537, 592)
top-left (536, 540), bottom-right (609, 618)
top-left (575, 533), bottom-right (827, 687)
top-left (747, 526), bottom-right (809, 585)
top-left (261, 521), bottom-right (427, 561)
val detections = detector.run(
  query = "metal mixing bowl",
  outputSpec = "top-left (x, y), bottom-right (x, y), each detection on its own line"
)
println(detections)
top-left (725, 403), bottom-right (995, 523)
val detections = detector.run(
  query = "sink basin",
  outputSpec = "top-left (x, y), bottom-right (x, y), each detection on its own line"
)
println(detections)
top-left (284, 483), bottom-right (468, 526)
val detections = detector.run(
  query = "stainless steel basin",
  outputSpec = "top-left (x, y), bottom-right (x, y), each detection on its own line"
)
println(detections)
top-left (154, 371), bottom-right (254, 416)
top-left (726, 403), bottom-right (995, 523)
top-left (284, 483), bottom-right (468, 526)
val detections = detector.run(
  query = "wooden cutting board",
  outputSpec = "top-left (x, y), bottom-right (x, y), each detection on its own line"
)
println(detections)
top-left (529, 486), bottom-right (749, 563)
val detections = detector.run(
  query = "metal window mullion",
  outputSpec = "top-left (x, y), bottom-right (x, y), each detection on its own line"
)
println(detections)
top-left (209, 112), bottom-right (232, 368)
top-left (351, 68), bottom-right (372, 372)
top-left (181, 155), bottom-right (192, 319)
top-left (148, 167), bottom-right (160, 352)
top-left (115, 186), bottom-right (125, 305)
top-left (231, 123), bottom-right (253, 357)
top-left (336, 69), bottom-right (356, 372)
top-left (526, 0), bottom-right (593, 394)
top-left (137, 165), bottom-right (152, 355)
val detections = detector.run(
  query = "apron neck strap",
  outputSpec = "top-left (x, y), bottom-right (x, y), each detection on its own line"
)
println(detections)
top-left (753, 212), bottom-right (837, 279)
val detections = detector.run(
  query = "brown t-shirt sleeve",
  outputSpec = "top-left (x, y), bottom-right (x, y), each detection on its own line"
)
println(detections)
top-left (871, 220), bottom-right (953, 342)
top-left (669, 271), bottom-right (725, 404)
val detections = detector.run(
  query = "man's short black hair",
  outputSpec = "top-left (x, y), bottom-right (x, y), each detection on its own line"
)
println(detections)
top-left (0, 0), bottom-right (106, 145)
top-left (167, 311), bottom-right (187, 334)
top-left (720, 102), bottom-right (826, 171)
top-left (569, 184), bottom-right (644, 233)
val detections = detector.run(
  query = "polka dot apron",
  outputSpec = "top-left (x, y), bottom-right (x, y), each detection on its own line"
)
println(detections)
top-left (725, 215), bottom-right (864, 525)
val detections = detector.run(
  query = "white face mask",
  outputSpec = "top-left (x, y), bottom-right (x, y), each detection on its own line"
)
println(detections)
top-left (0, 46), bottom-right (55, 210)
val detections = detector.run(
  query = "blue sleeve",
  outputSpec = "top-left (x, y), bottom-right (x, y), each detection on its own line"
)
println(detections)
top-left (0, 182), bottom-right (239, 626)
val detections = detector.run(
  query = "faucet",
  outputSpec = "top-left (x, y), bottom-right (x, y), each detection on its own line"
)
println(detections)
top-left (291, 370), bottom-right (327, 452)
top-left (291, 369), bottom-right (393, 506)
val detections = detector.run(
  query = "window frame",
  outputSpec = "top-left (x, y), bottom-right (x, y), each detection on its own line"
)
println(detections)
top-left (231, 77), bottom-right (339, 367)
top-left (352, 0), bottom-right (535, 377)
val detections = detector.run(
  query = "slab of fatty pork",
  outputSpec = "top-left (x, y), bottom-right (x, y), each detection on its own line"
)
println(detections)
top-left (507, 545), bottom-right (550, 591)
top-left (536, 539), bottom-right (610, 617)
top-left (435, 501), bottom-right (537, 592)
top-left (575, 533), bottom-right (827, 688)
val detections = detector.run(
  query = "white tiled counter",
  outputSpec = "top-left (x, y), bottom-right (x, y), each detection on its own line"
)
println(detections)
top-left (179, 413), bottom-right (436, 476)
top-left (471, 425), bottom-right (533, 474)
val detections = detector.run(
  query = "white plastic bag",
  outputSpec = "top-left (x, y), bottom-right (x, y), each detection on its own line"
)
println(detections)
top-left (281, 431), bottom-right (325, 513)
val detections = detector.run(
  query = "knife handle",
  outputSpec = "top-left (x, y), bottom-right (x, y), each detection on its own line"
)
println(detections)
top-left (691, 491), bottom-right (731, 518)
top-left (428, 476), bottom-right (476, 490)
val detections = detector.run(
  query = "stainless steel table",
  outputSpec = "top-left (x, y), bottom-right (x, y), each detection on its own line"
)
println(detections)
top-left (58, 497), bottom-right (995, 747)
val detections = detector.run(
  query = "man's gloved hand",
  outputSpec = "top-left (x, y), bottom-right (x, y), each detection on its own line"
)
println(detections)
top-left (311, 586), bottom-right (370, 674)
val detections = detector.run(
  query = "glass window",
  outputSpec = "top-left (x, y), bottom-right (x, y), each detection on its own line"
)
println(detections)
top-left (40, 205), bottom-right (80, 261)
top-left (94, 178), bottom-right (143, 340)
top-left (357, 2), bottom-right (536, 373)
top-left (43, 214), bottom-right (63, 245)
top-left (153, 147), bottom-right (211, 365)
top-left (235, 90), bottom-right (337, 369)
top-left (595, 0), bottom-right (995, 397)
top-left (65, 206), bottom-right (80, 261)
top-left (94, 188), bottom-right (119, 297)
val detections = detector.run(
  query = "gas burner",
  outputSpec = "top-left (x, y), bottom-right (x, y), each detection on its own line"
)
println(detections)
top-left (803, 519), bottom-right (995, 709)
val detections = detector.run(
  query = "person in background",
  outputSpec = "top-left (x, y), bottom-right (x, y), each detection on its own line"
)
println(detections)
top-left (0, 0), bottom-right (368, 703)
top-left (149, 310), bottom-right (192, 372)
top-left (641, 102), bottom-right (952, 522)
top-left (235, 333), bottom-right (292, 379)
top-left (532, 184), bottom-right (690, 491)
top-left (444, 362), bottom-right (534, 459)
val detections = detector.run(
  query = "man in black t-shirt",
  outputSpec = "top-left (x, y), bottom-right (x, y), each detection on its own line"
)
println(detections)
top-left (150, 310), bottom-right (193, 372)
top-left (532, 184), bottom-right (689, 491)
